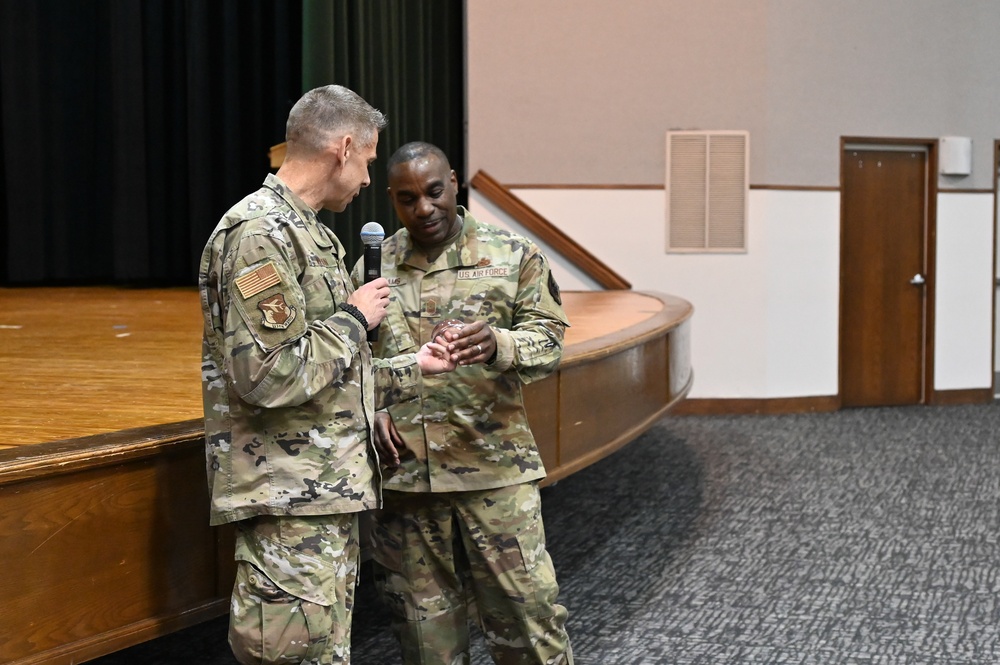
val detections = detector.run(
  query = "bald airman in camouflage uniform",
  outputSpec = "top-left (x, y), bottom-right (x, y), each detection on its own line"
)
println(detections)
top-left (199, 89), bottom-right (454, 665)
top-left (352, 142), bottom-right (574, 664)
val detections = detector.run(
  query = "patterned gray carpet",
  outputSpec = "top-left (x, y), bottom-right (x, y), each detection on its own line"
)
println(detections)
top-left (91, 403), bottom-right (1000, 664)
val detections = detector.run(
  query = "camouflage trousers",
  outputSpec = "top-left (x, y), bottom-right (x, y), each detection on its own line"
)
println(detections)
top-left (229, 513), bottom-right (360, 665)
top-left (371, 482), bottom-right (573, 665)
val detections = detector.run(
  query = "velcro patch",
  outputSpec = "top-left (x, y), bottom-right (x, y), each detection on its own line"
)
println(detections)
top-left (457, 266), bottom-right (510, 280)
top-left (548, 271), bottom-right (562, 305)
top-left (235, 262), bottom-right (281, 299)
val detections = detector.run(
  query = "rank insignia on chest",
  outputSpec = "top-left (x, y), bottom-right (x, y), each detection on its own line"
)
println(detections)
top-left (258, 293), bottom-right (297, 329)
top-left (234, 261), bottom-right (281, 299)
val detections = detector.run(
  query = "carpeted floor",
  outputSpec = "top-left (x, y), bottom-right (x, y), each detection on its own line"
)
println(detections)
top-left (90, 403), bottom-right (1000, 664)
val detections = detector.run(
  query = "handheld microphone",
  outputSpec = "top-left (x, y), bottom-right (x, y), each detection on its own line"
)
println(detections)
top-left (360, 221), bottom-right (385, 342)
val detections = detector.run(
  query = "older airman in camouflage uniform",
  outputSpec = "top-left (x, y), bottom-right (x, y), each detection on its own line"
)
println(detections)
top-left (199, 89), bottom-right (454, 665)
top-left (353, 142), bottom-right (574, 664)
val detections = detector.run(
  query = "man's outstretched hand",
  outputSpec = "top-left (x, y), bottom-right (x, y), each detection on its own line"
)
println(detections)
top-left (416, 339), bottom-right (456, 375)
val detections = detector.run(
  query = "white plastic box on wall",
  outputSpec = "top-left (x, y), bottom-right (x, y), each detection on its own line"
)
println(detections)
top-left (939, 136), bottom-right (972, 176)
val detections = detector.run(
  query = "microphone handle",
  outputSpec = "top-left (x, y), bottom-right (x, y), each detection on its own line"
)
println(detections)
top-left (363, 244), bottom-right (381, 342)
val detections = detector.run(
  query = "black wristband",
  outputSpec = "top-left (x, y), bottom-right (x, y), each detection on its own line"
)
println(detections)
top-left (337, 302), bottom-right (369, 331)
top-left (486, 345), bottom-right (498, 365)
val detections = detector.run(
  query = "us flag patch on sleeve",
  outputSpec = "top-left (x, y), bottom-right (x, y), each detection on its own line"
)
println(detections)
top-left (234, 262), bottom-right (281, 299)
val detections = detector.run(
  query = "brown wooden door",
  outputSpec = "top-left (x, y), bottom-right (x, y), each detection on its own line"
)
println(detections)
top-left (840, 147), bottom-right (929, 407)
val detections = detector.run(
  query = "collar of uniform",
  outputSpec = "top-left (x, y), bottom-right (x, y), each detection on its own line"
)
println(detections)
top-left (396, 206), bottom-right (479, 272)
top-left (262, 173), bottom-right (335, 250)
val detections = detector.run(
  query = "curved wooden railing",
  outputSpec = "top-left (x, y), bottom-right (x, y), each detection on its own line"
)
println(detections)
top-left (469, 170), bottom-right (631, 290)
top-left (529, 291), bottom-right (693, 484)
top-left (0, 287), bottom-right (688, 665)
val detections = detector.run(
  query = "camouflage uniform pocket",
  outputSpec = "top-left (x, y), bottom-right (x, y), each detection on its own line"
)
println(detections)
top-left (514, 520), bottom-right (558, 619)
top-left (515, 521), bottom-right (545, 571)
top-left (229, 561), bottom-right (334, 665)
top-left (299, 270), bottom-right (337, 319)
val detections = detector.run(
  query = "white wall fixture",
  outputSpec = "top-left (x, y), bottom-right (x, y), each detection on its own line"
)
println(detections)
top-left (939, 136), bottom-right (972, 176)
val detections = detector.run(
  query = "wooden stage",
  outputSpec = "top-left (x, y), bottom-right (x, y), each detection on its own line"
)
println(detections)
top-left (0, 287), bottom-right (692, 665)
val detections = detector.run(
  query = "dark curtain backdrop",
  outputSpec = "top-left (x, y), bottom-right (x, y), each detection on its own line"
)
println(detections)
top-left (0, 0), bottom-right (302, 285)
top-left (0, 0), bottom-right (464, 285)
top-left (302, 0), bottom-right (465, 265)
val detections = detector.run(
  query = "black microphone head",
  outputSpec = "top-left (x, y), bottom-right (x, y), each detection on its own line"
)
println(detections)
top-left (360, 221), bottom-right (385, 247)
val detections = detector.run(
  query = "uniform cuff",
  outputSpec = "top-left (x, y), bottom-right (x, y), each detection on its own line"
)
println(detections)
top-left (489, 328), bottom-right (515, 371)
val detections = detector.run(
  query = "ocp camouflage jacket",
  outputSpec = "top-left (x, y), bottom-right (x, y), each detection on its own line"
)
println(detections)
top-left (352, 208), bottom-right (569, 493)
top-left (199, 174), bottom-right (421, 526)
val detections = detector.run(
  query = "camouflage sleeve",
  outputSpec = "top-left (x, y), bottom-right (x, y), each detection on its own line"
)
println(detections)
top-left (225, 233), bottom-right (368, 409)
top-left (352, 254), bottom-right (422, 409)
top-left (491, 247), bottom-right (569, 384)
top-left (372, 355), bottom-right (422, 410)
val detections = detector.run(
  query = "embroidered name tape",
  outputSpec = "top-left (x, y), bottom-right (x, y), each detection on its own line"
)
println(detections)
top-left (457, 266), bottom-right (510, 280)
top-left (235, 262), bottom-right (281, 299)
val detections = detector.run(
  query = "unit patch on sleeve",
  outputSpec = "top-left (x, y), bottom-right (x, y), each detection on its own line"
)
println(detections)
top-left (234, 261), bottom-right (281, 299)
top-left (548, 271), bottom-right (562, 305)
top-left (258, 293), bottom-right (297, 330)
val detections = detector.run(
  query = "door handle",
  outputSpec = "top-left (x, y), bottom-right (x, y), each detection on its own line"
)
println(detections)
top-left (909, 273), bottom-right (925, 285)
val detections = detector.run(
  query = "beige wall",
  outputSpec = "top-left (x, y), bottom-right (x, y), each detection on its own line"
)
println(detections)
top-left (467, 0), bottom-right (1000, 189)
top-left (466, 1), bottom-right (999, 397)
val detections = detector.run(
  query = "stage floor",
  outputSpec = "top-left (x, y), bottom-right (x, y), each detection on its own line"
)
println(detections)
top-left (0, 287), bottom-right (671, 450)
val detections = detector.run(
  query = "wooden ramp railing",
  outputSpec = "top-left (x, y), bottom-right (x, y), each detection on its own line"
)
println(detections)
top-left (469, 170), bottom-right (631, 290)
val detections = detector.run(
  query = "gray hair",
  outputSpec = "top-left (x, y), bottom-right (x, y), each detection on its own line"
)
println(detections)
top-left (285, 85), bottom-right (388, 154)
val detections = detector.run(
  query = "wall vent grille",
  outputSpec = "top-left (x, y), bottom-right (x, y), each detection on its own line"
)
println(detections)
top-left (666, 130), bottom-right (749, 253)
